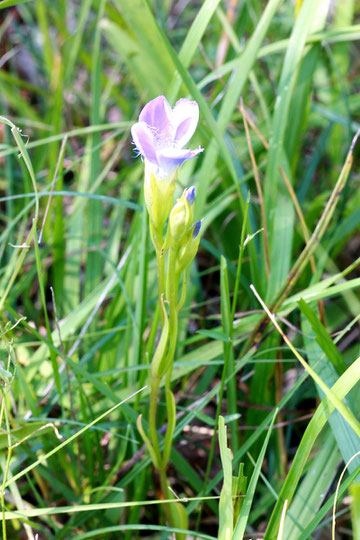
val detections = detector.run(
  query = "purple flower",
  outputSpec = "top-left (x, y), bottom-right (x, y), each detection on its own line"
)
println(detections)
top-left (131, 96), bottom-right (203, 178)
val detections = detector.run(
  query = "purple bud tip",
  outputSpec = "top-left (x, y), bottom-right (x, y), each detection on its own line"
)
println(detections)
top-left (192, 220), bottom-right (201, 238)
top-left (186, 186), bottom-right (195, 205)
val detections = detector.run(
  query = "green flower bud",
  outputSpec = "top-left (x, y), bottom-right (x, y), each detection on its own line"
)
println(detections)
top-left (144, 160), bottom-right (176, 237)
top-left (176, 220), bottom-right (202, 272)
top-left (168, 188), bottom-right (194, 245)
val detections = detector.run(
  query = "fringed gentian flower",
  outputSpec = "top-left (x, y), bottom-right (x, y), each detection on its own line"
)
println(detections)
top-left (131, 95), bottom-right (203, 237)
top-left (131, 95), bottom-right (203, 178)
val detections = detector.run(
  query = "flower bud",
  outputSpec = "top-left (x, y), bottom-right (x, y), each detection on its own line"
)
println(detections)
top-left (168, 187), bottom-right (195, 244)
top-left (176, 220), bottom-right (202, 272)
top-left (144, 160), bottom-right (176, 236)
top-left (186, 186), bottom-right (195, 205)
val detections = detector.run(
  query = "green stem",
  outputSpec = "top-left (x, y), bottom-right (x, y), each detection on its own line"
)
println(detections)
top-left (165, 249), bottom-right (180, 392)
top-left (165, 312), bottom-right (178, 391)
top-left (148, 340), bottom-right (175, 533)
top-left (156, 248), bottom-right (166, 326)
top-left (149, 221), bottom-right (166, 327)
top-left (1, 389), bottom-right (12, 540)
top-left (147, 238), bottom-right (185, 539)
top-left (148, 376), bottom-right (162, 468)
top-left (159, 466), bottom-right (174, 527)
top-left (161, 252), bottom-right (182, 534)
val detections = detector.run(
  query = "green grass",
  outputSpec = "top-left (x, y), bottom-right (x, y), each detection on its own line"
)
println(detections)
top-left (1, 0), bottom-right (360, 538)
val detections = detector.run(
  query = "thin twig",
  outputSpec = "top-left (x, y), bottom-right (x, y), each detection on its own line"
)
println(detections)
top-left (215, 0), bottom-right (239, 68)
top-left (250, 284), bottom-right (360, 438)
top-left (243, 127), bottom-right (360, 351)
top-left (240, 99), bottom-right (270, 275)
top-left (240, 102), bottom-right (316, 274)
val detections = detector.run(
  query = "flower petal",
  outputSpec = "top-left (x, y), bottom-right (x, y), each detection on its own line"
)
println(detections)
top-left (131, 122), bottom-right (158, 165)
top-left (139, 95), bottom-right (172, 136)
top-left (157, 146), bottom-right (203, 174)
top-left (186, 186), bottom-right (195, 205)
top-left (172, 99), bottom-right (199, 147)
top-left (192, 220), bottom-right (201, 238)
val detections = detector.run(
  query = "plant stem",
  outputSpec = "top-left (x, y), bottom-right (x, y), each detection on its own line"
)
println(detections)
top-left (148, 376), bottom-right (162, 468)
top-left (159, 465), bottom-right (174, 528)
top-left (156, 248), bottom-right (166, 326)
top-left (147, 235), bottom-right (186, 538)
top-left (0, 389), bottom-right (12, 540)
top-left (165, 248), bottom-right (179, 392)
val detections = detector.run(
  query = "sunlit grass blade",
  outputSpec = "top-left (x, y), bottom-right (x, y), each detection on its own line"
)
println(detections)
top-left (300, 302), bottom-right (360, 476)
top-left (283, 430), bottom-right (340, 538)
top-left (218, 416), bottom-right (233, 540)
top-left (264, 356), bottom-right (360, 538)
top-left (84, 1), bottom-right (105, 302)
top-left (233, 409), bottom-right (277, 539)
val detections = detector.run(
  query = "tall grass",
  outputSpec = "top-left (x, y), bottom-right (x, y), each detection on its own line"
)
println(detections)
top-left (0, 0), bottom-right (360, 538)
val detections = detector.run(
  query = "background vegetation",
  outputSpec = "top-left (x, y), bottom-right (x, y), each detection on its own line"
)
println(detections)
top-left (1, 0), bottom-right (360, 538)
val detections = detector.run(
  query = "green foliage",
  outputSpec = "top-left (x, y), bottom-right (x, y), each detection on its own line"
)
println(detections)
top-left (0, 1), bottom-right (360, 538)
